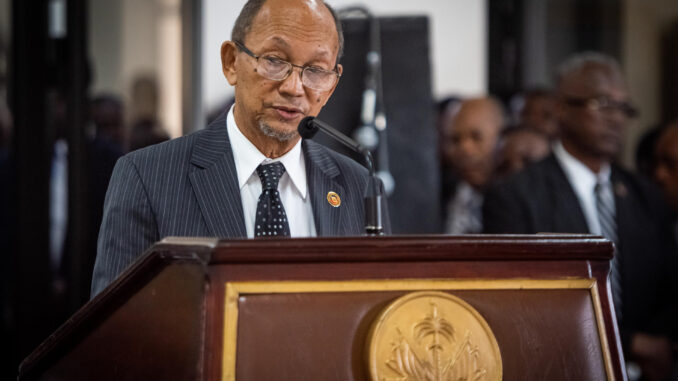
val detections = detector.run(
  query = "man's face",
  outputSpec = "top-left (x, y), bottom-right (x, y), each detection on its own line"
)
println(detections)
top-left (654, 126), bottom-right (678, 213)
top-left (223, 0), bottom-right (342, 143)
top-left (557, 66), bottom-right (630, 161)
top-left (442, 101), bottom-right (501, 188)
top-left (497, 129), bottom-right (550, 177)
top-left (521, 95), bottom-right (558, 139)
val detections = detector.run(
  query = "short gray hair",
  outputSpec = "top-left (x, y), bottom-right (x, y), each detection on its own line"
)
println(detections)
top-left (231, 0), bottom-right (344, 65)
top-left (555, 51), bottom-right (622, 87)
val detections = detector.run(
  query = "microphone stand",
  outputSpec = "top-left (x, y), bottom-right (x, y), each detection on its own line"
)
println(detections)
top-left (298, 116), bottom-right (384, 236)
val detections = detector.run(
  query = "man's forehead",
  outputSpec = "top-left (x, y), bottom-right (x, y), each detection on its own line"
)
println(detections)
top-left (263, 35), bottom-right (334, 58)
top-left (560, 64), bottom-right (627, 96)
top-left (245, 0), bottom-right (338, 53)
top-left (249, 0), bottom-right (334, 35)
top-left (458, 101), bottom-right (501, 123)
top-left (452, 111), bottom-right (501, 135)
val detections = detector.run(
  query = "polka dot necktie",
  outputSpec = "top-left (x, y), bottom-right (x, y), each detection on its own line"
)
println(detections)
top-left (254, 162), bottom-right (290, 238)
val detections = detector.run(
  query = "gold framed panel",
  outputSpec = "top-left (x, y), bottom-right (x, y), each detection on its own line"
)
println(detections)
top-left (222, 278), bottom-right (613, 381)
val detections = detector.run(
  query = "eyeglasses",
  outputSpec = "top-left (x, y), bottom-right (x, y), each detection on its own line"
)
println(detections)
top-left (234, 41), bottom-right (340, 92)
top-left (562, 95), bottom-right (639, 118)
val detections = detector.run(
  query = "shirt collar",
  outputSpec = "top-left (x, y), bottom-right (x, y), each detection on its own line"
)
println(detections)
top-left (226, 105), bottom-right (308, 198)
top-left (553, 140), bottom-right (611, 189)
top-left (456, 181), bottom-right (482, 203)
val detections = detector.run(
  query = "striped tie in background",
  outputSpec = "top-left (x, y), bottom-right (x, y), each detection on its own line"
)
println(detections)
top-left (595, 181), bottom-right (622, 323)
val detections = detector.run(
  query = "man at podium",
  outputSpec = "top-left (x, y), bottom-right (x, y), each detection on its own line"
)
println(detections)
top-left (91, 0), bottom-right (390, 297)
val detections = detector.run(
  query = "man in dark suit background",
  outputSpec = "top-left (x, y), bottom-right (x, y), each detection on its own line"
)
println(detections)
top-left (91, 0), bottom-right (389, 297)
top-left (654, 122), bottom-right (678, 245)
top-left (483, 52), bottom-right (677, 381)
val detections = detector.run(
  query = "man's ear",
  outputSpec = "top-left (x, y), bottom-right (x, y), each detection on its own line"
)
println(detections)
top-left (221, 41), bottom-right (238, 86)
top-left (323, 63), bottom-right (343, 106)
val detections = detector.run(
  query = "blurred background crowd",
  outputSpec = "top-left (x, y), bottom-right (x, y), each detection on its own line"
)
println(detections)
top-left (1, 0), bottom-right (678, 380)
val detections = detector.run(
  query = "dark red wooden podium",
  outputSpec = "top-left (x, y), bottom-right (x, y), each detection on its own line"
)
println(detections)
top-left (18, 235), bottom-right (626, 380)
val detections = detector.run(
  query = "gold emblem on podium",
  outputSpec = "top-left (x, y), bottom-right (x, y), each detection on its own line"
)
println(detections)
top-left (366, 291), bottom-right (502, 381)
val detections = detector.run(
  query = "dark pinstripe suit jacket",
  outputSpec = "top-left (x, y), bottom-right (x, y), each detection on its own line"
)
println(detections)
top-left (91, 112), bottom-right (390, 297)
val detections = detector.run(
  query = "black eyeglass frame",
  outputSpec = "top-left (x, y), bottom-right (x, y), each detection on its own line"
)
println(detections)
top-left (233, 40), bottom-right (341, 91)
top-left (561, 95), bottom-right (639, 119)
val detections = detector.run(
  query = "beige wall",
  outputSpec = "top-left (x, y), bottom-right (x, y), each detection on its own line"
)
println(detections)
top-left (622, 0), bottom-right (678, 167)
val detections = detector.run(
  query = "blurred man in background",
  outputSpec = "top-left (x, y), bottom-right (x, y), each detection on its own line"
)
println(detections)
top-left (635, 123), bottom-right (666, 180)
top-left (494, 126), bottom-right (550, 178)
top-left (516, 88), bottom-right (559, 140)
top-left (484, 52), bottom-right (677, 381)
top-left (440, 97), bottom-right (503, 233)
top-left (90, 94), bottom-right (126, 149)
top-left (654, 121), bottom-right (678, 243)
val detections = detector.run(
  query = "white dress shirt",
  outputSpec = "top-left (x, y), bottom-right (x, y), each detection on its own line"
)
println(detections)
top-left (444, 181), bottom-right (483, 234)
top-left (227, 105), bottom-right (317, 238)
top-left (552, 141), bottom-right (613, 235)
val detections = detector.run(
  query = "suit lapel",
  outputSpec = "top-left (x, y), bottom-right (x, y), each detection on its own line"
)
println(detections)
top-left (544, 155), bottom-right (590, 233)
top-left (303, 140), bottom-right (345, 236)
top-left (188, 112), bottom-right (247, 238)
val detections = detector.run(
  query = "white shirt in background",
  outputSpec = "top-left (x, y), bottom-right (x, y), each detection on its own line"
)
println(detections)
top-left (552, 140), bottom-right (614, 235)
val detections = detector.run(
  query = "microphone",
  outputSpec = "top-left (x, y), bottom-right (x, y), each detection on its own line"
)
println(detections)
top-left (298, 116), bottom-right (373, 172)
top-left (298, 116), bottom-right (384, 235)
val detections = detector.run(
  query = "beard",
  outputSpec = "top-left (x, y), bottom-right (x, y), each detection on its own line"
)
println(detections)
top-left (259, 120), bottom-right (298, 142)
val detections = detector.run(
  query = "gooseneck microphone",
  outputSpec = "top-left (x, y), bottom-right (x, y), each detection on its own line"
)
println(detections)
top-left (298, 116), bottom-right (384, 236)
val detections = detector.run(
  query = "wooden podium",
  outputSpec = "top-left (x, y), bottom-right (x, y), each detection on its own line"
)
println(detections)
top-left (19, 235), bottom-right (626, 380)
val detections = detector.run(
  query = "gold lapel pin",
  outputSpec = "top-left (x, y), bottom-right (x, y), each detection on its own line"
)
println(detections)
top-left (327, 191), bottom-right (341, 207)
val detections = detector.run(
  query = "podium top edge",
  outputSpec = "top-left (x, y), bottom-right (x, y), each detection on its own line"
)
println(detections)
top-left (159, 236), bottom-right (219, 247)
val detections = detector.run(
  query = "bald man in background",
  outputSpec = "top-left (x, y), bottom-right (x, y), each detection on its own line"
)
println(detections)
top-left (440, 97), bottom-right (503, 234)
